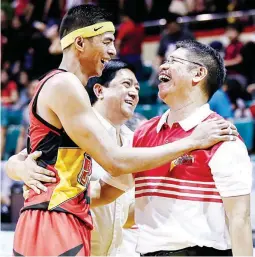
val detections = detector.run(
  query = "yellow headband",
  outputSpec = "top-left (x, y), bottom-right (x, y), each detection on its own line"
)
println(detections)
top-left (60, 21), bottom-right (115, 50)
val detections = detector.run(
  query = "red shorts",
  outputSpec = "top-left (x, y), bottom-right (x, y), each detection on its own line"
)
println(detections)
top-left (13, 210), bottom-right (91, 256)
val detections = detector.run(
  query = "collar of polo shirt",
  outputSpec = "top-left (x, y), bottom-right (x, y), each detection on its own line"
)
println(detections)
top-left (156, 104), bottom-right (213, 133)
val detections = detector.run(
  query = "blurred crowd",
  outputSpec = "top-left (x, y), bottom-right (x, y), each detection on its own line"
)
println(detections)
top-left (1, 0), bottom-right (255, 222)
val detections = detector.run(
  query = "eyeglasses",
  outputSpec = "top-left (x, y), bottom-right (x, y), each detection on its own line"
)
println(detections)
top-left (164, 56), bottom-right (205, 67)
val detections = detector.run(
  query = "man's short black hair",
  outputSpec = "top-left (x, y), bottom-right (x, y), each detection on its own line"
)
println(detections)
top-left (176, 40), bottom-right (226, 100)
top-left (59, 4), bottom-right (112, 39)
top-left (86, 59), bottom-right (132, 105)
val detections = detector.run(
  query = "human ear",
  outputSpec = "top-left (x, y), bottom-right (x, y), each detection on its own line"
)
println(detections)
top-left (74, 36), bottom-right (85, 51)
top-left (192, 66), bottom-right (208, 84)
top-left (93, 83), bottom-right (104, 100)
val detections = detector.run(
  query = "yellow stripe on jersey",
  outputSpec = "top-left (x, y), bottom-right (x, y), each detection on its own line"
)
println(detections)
top-left (48, 148), bottom-right (90, 210)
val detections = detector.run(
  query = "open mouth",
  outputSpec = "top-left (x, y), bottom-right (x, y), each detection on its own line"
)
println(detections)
top-left (124, 100), bottom-right (134, 106)
top-left (101, 59), bottom-right (109, 65)
top-left (158, 74), bottom-right (171, 83)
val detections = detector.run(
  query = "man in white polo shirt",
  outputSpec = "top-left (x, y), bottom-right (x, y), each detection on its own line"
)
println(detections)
top-left (85, 60), bottom-right (140, 256)
top-left (93, 41), bottom-right (253, 256)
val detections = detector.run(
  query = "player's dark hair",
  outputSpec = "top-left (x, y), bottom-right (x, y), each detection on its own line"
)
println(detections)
top-left (59, 4), bottom-right (112, 39)
top-left (176, 40), bottom-right (226, 100)
top-left (86, 60), bottom-right (132, 105)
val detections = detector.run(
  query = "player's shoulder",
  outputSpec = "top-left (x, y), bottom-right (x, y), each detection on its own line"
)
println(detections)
top-left (208, 112), bottom-right (249, 156)
top-left (44, 70), bottom-right (83, 92)
top-left (50, 70), bottom-right (80, 84)
top-left (205, 111), bottom-right (223, 120)
top-left (216, 137), bottom-right (248, 157)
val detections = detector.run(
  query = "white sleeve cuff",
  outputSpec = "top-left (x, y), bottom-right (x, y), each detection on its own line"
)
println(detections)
top-left (101, 173), bottom-right (134, 192)
top-left (209, 139), bottom-right (253, 197)
top-left (220, 188), bottom-right (251, 198)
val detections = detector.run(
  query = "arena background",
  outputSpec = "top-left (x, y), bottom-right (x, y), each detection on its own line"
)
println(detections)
top-left (1, 0), bottom-right (255, 255)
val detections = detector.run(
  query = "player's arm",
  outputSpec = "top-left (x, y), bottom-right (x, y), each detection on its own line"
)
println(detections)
top-left (90, 159), bottom-right (136, 208)
top-left (90, 179), bottom-right (125, 207)
top-left (47, 72), bottom-right (237, 176)
top-left (210, 140), bottom-right (253, 256)
top-left (5, 149), bottom-right (56, 194)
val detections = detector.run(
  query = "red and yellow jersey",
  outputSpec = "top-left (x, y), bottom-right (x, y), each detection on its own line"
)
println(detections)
top-left (23, 69), bottom-right (93, 228)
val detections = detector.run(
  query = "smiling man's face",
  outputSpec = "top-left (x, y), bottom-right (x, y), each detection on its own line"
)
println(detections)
top-left (98, 68), bottom-right (140, 121)
top-left (158, 48), bottom-right (206, 104)
top-left (78, 32), bottom-right (117, 77)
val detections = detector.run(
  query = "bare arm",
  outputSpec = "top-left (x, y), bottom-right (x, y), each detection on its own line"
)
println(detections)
top-left (223, 194), bottom-right (253, 256)
top-left (210, 139), bottom-right (253, 256)
top-left (91, 178), bottom-right (135, 225)
top-left (46, 72), bottom-right (236, 176)
top-left (90, 180), bottom-right (125, 207)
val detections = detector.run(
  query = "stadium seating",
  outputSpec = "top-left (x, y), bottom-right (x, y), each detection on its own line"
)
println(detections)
top-left (3, 125), bottom-right (21, 160)
top-left (233, 118), bottom-right (254, 151)
top-left (135, 103), bottom-right (169, 118)
top-left (138, 81), bottom-right (158, 104)
top-left (135, 104), bottom-right (160, 118)
top-left (1, 108), bottom-right (23, 127)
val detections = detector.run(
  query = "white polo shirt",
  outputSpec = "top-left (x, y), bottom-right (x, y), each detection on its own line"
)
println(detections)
top-left (91, 109), bottom-right (138, 256)
top-left (102, 104), bottom-right (253, 254)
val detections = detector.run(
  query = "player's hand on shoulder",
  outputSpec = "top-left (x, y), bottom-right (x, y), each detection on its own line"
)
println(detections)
top-left (190, 118), bottom-right (238, 149)
top-left (19, 151), bottom-right (56, 195)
